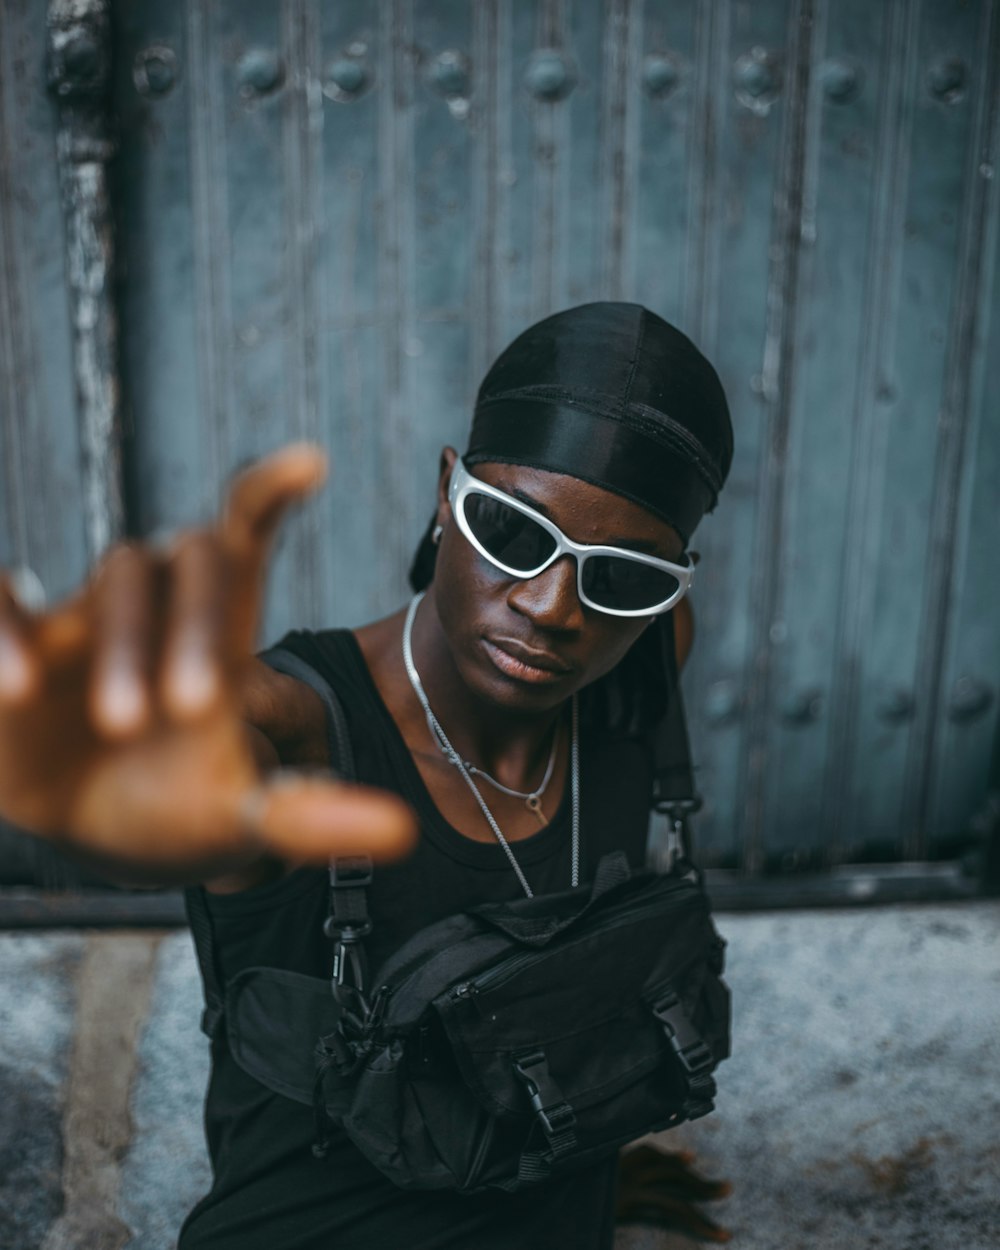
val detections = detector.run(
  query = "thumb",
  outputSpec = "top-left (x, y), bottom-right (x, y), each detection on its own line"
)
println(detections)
top-left (242, 774), bottom-right (417, 864)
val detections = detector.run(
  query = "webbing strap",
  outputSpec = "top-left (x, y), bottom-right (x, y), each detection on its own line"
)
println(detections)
top-left (325, 856), bottom-right (373, 1004)
top-left (258, 647), bottom-right (356, 780)
top-left (186, 885), bottom-right (225, 1039)
top-left (651, 986), bottom-right (717, 1120)
top-left (651, 614), bottom-right (699, 814)
top-left (188, 647), bottom-right (361, 1044)
top-left (647, 615), bottom-right (701, 877)
top-left (512, 1049), bottom-right (577, 1184)
top-left (260, 647), bottom-right (370, 991)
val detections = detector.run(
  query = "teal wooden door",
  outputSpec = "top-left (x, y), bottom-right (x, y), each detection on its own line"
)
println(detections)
top-left (1, 0), bottom-right (998, 892)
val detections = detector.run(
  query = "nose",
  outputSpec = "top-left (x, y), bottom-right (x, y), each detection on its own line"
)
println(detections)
top-left (506, 555), bottom-right (586, 631)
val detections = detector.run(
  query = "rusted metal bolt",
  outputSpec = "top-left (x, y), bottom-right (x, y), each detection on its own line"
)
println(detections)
top-left (949, 677), bottom-right (993, 723)
top-left (820, 57), bottom-right (862, 103)
top-left (325, 56), bottom-right (370, 100)
top-left (705, 680), bottom-right (740, 726)
top-left (643, 53), bottom-right (680, 98)
top-left (429, 49), bottom-right (470, 98)
top-left (734, 47), bottom-right (781, 112)
top-left (133, 46), bottom-right (178, 97)
top-left (876, 687), bottom-right (915, 724)
top-left (237, 48), bottom-right (284, 97)
top-left (782, 688), bottom-right (824, 726)
top-left (525, 49), bottom-right (574, 101)
top-left (927, 57), bottom-right (967, 104)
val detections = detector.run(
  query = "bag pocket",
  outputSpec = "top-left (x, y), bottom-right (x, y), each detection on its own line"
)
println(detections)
top-left (226, 967), bottom-right (342, 1105)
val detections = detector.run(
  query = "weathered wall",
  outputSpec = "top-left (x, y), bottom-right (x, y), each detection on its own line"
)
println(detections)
top-left (2, 904), bottom-right (998, 1249)
top-left (3, 0), bottom-right (999, 886)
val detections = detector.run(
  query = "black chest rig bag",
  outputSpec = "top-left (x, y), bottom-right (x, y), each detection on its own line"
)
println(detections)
top-left (187, 629), bottom-right (731, 1194)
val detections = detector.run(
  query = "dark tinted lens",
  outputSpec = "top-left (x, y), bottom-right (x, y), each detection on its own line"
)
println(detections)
top-left (581, 554), bottom-right (680, 611)
top-left (463, 492), bottom-right (557, 571)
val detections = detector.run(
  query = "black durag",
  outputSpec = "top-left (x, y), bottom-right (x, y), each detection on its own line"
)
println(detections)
top-left (409, 302), bottom-right (733, 732)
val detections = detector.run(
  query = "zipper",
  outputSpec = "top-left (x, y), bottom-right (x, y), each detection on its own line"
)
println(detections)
top-left (450, 948), bottom-right (538, 1000)
top-left (450, 885), bottom-right (704, 1000)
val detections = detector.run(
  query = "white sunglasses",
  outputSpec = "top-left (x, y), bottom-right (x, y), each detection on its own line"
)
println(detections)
top-left (447, 460), bottom-right (693, 617)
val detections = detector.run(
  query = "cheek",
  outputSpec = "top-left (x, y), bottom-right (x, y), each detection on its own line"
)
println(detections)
top-left (432, 532), bottom-right (504, 630)
top-left (581, 621), bottom-right (650, 684)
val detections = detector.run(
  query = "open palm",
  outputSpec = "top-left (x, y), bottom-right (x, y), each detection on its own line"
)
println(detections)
top-left (0, 446), bottom-right (414, 884)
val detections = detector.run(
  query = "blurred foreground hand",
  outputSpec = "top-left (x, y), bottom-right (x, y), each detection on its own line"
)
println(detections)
top-left (0, 445), bottom-right (416, 885)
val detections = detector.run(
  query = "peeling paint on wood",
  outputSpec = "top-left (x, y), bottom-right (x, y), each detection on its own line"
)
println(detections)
top-left (48, 0), bottom-right (124, 561)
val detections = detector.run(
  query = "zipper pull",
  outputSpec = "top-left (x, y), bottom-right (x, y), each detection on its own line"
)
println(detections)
top-left (451, 981), bottom-right (475, 1002)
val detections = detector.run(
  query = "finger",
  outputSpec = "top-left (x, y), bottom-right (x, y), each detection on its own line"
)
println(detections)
top-left (89, 545), bottom-right (157, 737)
top-left (629, 1168), bottom-right (733, 1203)
top-left (0, 575), bottom-right (38, 702)
top-left (220, 444), bottom-right (328, 653)
top-left (161, 532), bottom-right (227, 721)
top-left (621, 1149), bottom-right (732, 1201)
top-left (240, 775), bottom-right (417, 864)
top-left (616, 1192), bottom-right (732, 1242)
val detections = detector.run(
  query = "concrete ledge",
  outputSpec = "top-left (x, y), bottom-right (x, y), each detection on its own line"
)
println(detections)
top-left (2, 903), bottom-right (998, 1249)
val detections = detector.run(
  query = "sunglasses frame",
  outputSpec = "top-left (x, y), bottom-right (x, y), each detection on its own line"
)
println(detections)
top-left (447, 460), bottom-right (694, 617)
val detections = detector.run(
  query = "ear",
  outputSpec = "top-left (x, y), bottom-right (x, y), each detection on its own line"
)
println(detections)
top-left (436, 447), bottom-right (459, 529)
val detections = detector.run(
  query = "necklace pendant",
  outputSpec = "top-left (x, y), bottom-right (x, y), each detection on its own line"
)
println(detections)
top-left (526, 794), bottom-right (545, 825)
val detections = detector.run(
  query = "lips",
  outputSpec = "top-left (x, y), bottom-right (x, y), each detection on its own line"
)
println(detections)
top-left (483, 636), bottom-right (573, 682)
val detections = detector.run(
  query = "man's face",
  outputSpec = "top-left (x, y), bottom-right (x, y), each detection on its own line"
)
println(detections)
top-left (428, 452), bottom-right (684, 714)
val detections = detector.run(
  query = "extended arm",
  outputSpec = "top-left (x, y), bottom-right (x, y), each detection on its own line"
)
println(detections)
top-left (0, 446), bottom-right (415, 888)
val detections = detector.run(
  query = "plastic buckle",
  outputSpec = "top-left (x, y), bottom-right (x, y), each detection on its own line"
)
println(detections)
top-left (513, 1051), bottom-right (576, 1140)
top-left (329, 856), bottom-right (373, 887)
top-left (673, 1037), bottom-right (715, 1075)
top-left (652, 990), bottom-right (714, 1075)
top-left (652, 792), bottom-right (703, 818)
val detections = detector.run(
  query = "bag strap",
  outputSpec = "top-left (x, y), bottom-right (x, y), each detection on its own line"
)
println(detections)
top-left (260, 646), bottom-right (357, 780)
top-left (261, 645), bottom-right (373, 1013)
top-left (188, 644), bottom-right (366, 1043)
top-left (649, 613), bottom-right (702, 872)
top-left (186, 884), bottom-right (226, 1039)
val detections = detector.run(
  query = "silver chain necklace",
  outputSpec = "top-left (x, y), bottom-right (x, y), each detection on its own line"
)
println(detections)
top-left (402, 593), bottom-right (579, 898)
top-left (463, 732), bottom-right (558, 822)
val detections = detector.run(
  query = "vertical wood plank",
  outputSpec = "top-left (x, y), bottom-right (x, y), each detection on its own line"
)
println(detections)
top-left (844, 0), bottom-right (983, 857)
top-left (374, 0), bottom-right (417, 612)
top-left (680, 0), bottom-right (799, 868)
top-left (0, 0), bottom-right (88, 601)
top-left (738, 0), bottom-right (817, 874)
top-left (312, 2), bottom-right (384, 627)
top-left (408, 0), bottom-right (477, 543)
top-left (281, 0), bottom-right (324, 628)
top-left (818, 0), bottom-right (921, 865)
top-left (909, 0), bottom-right (1000, 853)
top-left (114, 0), bottom-right (204, 541)
top-left (631, 0), bottom-right (699, 327)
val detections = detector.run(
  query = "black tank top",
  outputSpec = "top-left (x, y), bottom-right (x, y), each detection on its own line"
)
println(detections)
top-left (180, 629), bottom-right (654, 1250)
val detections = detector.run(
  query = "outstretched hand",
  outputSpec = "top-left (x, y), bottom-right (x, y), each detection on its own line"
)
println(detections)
top-left (0, 444), bottom-right (416, 884)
